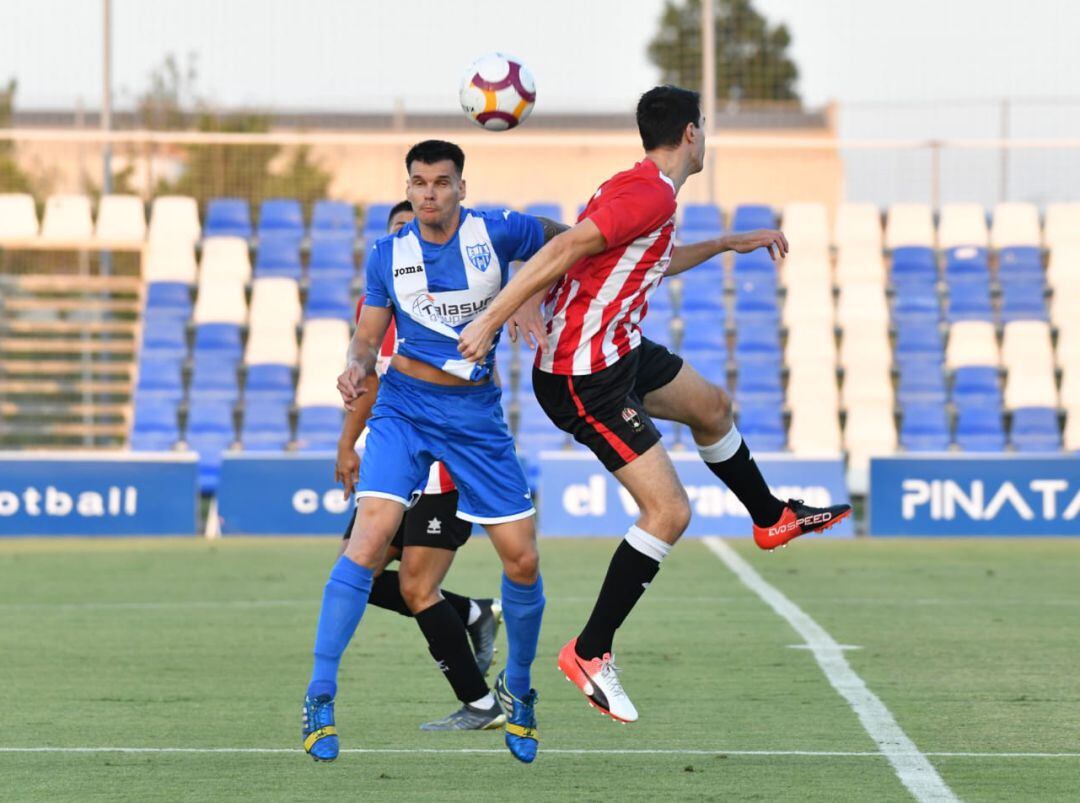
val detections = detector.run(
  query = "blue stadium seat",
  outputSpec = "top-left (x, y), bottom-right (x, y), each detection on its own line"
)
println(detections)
top-left (312, 201), bottom-right (357, 236)
top-left (241, 400), bottom-right (291, 451)
top-left (189, 357), bottom-right (239, 404)
top-left (891, 246), bottom-right (937, 284)
top-left (141, 316), bottom-right (187, 361)
top-left (363, 203), bottom-right (395, 233)
top-left (955, 406), bottom-right (1006, 452)
top-left (135, 358), bottom-right (184, 404)
top-left (947, 276), bottom-right (993, 322)
top-left (642, 311), bottom-right (674, 347)
top-left (731, 204), bottom-right (775, 232)
top-left (145, 282), bottom-right (192, 319)
top-left (295, 406), bottom-right (344, 451)
top-left (244, 364), bottom-right (294, 404)
top-left (1000, 280), bottom-right (1048, 323)
top-left (130, 402), bottom-right (180, 451)
top-left (193, 323), bottom-right (242, 363)
top-left (258, 199), bottom-right (304, 238)
top-left (1011, 407), bottom-right (1061, 452)
top-left (648, 284), bottom-right (675, 312)
top-left (898, 363), bottom-right (947, 405)
top-left (204, 198), bottom-right (252, 239)
top-left (998, 246), bottom-right (1043, 283)
top-left (737, 406), bottom-right (786, 451)
top-left (255, 232), bottom-right (303, 279)
top-left (309, 233), bottom-right (356, 280)
top-left (677, 268), bottom-right (725, 311)
top-left (682, 203), bottom-right (723, 231)
top-left (732, 248), bottom-right (776, 282)
top-left (945, 247), bottom-right (989, 282)
top-left (734, 274), bottom-right (779, 327)
top-left (901, 402), bottom-right (951, 452)
top-left (683, 348), bottom-right (728, 384)
top-left (736, 363), bottom-right (783, 406)
top-left (523, 202), bottom-right (562, 222)
top-left (734, 323), bottom-right (781, 368)
top-left (952, 366), bottom-right (1002, 410)
top-left (680, 311), bottom-right (727, 351)
top-left (895, 324), bottom-right (943, 367)
top-left (186, 401), bottom-right (235, 493)
top-left (893, 281), bottom-right (941, 327)
top-left (306, 278), bottom-right (353, 321)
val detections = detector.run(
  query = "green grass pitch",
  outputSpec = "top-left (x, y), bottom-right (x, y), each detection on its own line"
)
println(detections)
top-left (1, 536), bottom-right (1078, 801)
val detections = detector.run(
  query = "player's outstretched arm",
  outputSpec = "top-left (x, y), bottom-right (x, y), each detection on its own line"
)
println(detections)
top-left (504, 216), bottom-right (570, 351)
top-left (459, 220), bottom-right (607, 362)
top-left (338, 304), bottom-right (392, 411)
top-left (667, 228), bottom-right (789, 276)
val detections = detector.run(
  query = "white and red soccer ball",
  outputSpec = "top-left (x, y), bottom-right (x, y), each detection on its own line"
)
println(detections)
top-left (459, 53), bottom-right (536, 131)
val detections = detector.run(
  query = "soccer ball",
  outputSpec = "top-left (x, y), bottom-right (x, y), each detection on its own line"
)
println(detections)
top-left (459, 53), bottom-right (536, 131)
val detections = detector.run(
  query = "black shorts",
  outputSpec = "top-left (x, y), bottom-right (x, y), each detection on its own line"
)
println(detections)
top-left (532, 338), bottom-right (684, 472)
top-left (341, 490), bottom-right (472, 552)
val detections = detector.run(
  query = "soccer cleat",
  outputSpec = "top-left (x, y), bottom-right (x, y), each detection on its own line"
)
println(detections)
top-left (753, 498), bottom-right (853, 551)
top-left (494, 670), bottom-right (539, 764)
top-left (302, 694), bottom-right (339, 762)
top-left (419, 700), bottom-right (506, 731)
top-left (467, 598), bottom-right (503, 676)
top-left (556, 638), bottom-right (638, 723)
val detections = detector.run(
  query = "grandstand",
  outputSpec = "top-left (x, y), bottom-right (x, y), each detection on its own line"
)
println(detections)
top-left (3, 192), bottom-right (1078, 494)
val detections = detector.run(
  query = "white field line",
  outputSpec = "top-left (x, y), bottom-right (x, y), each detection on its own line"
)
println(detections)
top-left (703, 537), bottom-right (959, 803)
top-left (0, 747), bottom-right (1077, 758)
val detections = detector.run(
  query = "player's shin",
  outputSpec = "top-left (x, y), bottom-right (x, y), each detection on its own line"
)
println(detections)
top-left (697, 425), bottom-right (786, 528)
top-left (500, 573), bottom-right (545, 698)
top-left (307, 555), bottom-right (374, 699)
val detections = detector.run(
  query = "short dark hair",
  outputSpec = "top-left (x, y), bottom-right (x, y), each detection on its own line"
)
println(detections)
top-left (405, 139), bottom-right (465, 175)
top-left (386, 200), bottom-right (413, 229)
top-left (636, 86), bottom-right (702, 151)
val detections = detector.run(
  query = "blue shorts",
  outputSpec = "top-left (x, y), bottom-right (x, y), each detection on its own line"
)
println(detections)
top-left (357, 368), bottom-right (535, 524)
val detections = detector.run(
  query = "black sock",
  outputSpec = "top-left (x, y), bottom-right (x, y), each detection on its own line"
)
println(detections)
top-left (705, 439), bottom-right (786, 527)
top-left (367, 570), bottom-right (412, 617)
top-left (414, 599), bottom-right (489, 704)
top-left (576, 539), bottom-right (660, 661)
top-left (441, 589), bottom-right (472, 625)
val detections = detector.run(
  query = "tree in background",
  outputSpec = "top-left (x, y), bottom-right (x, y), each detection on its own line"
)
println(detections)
top-left (647, 0), bottom-right (800, 104)
top-left (0, 79), bottom-right (36, 194)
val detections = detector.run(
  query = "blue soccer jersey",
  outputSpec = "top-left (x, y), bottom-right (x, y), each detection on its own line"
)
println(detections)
top-left (364, 207), bottom-right (545, 380)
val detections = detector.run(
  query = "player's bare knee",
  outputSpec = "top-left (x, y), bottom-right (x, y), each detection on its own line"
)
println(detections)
top-left (399, 572), bottom-right (438, 613)
top-left (691, 384), bottom-right (733, 441)
top-left (503, 546), bottom-right (540, 585)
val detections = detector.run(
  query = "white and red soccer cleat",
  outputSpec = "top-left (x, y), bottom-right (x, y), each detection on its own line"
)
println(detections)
top-left (557, 638), bottom-right (638, 723)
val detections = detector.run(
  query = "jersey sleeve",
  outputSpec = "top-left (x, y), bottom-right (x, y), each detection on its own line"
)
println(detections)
top-left (362, 243), bottom-right (392, 308)
top-left (497, 210), bottom-right (546, 263)
top-left (586, 178), bottom-right (677, 249)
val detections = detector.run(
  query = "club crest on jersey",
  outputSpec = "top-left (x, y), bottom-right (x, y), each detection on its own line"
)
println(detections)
top-left (621, 407), bottom-right (644, 433)
top-left (466, 243), bottom-right (493, 272)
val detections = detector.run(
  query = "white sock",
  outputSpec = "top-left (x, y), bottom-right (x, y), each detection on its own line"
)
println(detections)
top-left (469, 692), bottom-right (495, 709)
top-left (625, 525), bottom-right (672, 563)
top-left (466, 600), bottom-right (481, 626)
top-left (697, 425), bottom-right (742, 464)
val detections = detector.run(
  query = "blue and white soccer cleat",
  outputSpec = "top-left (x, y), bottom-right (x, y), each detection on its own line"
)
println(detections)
top-left (302, 694), bottom-right (339, 762)
top-left (494, 670), bottom-right (539, 764)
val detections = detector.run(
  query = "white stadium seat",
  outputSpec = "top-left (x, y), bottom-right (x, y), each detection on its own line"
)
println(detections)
top-left (836, 284), bottom-right (889, 331)
top-left (946, 321), bottom-right (1000, 369)
top-left (938, 203), bottom-right (989, 249)
top-left (40, 194), bottom-right (93, 242)
top-left (781, 202), bottom-right (829, 251)
top-left (200, 237), bottom-right (251, 283)
top-left (1056, 328), bottom-right (1080, 371)
top-left (833, 203), bottom-right (882, 250)
top-left (785, 320), bottom-right (836, 368)
top-left (1059, 368), bottom-right (1080, 411)
top-left (1050, 280), bottom-right (1080, 334)
top-left (885, 203), bottom-right (935, 249)
top-left (835, 245), bottom-right (887, 287)
top-left (249, 277), bottom-right (302, 328)
top-left (780, 253), bottom-right (831, 291)
top-left (844, 403), bottom-right (898, 486)
top-left (245, 321), bottom-right (299, 367)
top-left (144, 239), bottom-right (198, 284)
top-left (991, 202), bottom-right (1041, 249)
top-left (788, 405), bottom-right (843, 457)
top-left (840, 329), bottom-right (892, 371)
top-left (1002, 321), bottom-right (1054, 370)
top-left (0, 193), bottom-right (39, 241)
top-left (841, 366), bottom-right (894, 410)
top-left (94, 194), bottom-right (146, 245)
top-left (787, 365), bottom-right (840, 412)
top-left (296, 319), bottom-right (351, 408)
top-left (783, 284), bottom-right (834, 329)
top-left (1047, 244), bottom-right (1080, 292)
top-left (1044, 203), bottom-right (1080, 251)
top-left (149, 196), bottom-right (201, 244)
top-left (1004, 364), bottom-right (1058, 410)
top-left (193, 276), bottom-right (247, 325)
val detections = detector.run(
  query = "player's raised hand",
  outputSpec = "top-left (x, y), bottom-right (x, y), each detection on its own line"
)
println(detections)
top-left (506, 293), bottom-right (548, 352)
top-left (458, 317), bottom-right (496, 363)
top-left (337, 359), bottom-right (368, 411)
top-left (724, 229), bottom-right (789, 261)
top-left (334, 444), bottom-right (360, 500)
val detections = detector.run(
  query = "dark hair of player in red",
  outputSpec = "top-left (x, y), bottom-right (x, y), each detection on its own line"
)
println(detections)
top-left (636, 85), bottom-right (702, 151)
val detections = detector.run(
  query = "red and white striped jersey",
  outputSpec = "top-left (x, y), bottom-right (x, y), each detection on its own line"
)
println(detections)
top-left (355, 297), bottom-right (456, 494)
top-left (537, 159), bottom-right (677, 375)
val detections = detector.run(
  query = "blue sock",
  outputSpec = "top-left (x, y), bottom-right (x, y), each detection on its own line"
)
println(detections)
top-left (501, 573), bottom-right (545, 699)
top-left (306, 556), bottom-right (373, 700)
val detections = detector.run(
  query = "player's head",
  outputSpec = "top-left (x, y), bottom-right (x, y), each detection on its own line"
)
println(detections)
top-left (405, 139), bottom-right (467, 229)
top-left (636, 85), bottom-right (705, 174)
top-left (386, 200), bottom-right (414, 233)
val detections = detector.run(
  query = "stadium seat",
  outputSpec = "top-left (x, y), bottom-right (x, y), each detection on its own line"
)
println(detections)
top-left (94, 194), bottom-right (146, 245)
top-left (991, 202), bottom-right (1041, 249)
top-left (837, 284), bottom-right (889, 331)
top-left (0, 193), bottom-right (39, 241)
top-left (946, 321), bottom-right (999, 369)
top-left (998, 246), bottom-right (1043, 283)
top-left (891, 246), bottom-right (937, 284)
top-left (193, 323), bottom-right (243, 363)
top-left (254, 232), bottom-right (303, 279)
top-left (945, 246), bottom-right (990, 281)
top-left (205, 198), bottom-right (252, 239)
top-left (296, 320), bottom-right (351, 407)
top-left (952, 366), bottom-right (1003, 410)
top-left (956, 406), bottom-right (1006, 452)
top-left (1002, 321), bottom-right (1054, 370)
top-left (258, 199), bottom-right (304, 238)
top-left (1010, 407), bottom-right (1061, 452)
top-left (523, 202), bottom-right (563, 222)
top-left (683, 348), bottom-right (728, 385)
top-left (844, 403), bottom-right (898, 475)
top-left (785, 318), bottom-right (837, 369)
top-left (1004, 363), bottom-right (1058, 410)
top-left (306, 278), bottom-right (353, 321)
top-left (840, 330), bottom-right (892, 371)
top-left (245, 320), bottom-right (299, 368)
top-left (900, 402), bottom-right (951, 452)
top-left (733, 280), bottom-right (779, 327)
top-left (189, 356), bottom-right (240, 404)
top-left (898, 363), bottom-right (947, 405)
top-left (240, 400), bottom-right (291, 451)
top-left (248, 277), bottom-right (302, 329)
top-left (1044, 203), bottom-right (1080, 251)
top-left (885, 203), bottom-right (934, 249)
top-left (681, 203), bottom-right (723, 231)
top-left (947, 274), bottom-right (993, 322)
top-left (679, 310), bottom-right (727, 351)
top-left (780, 202), bottom-right (829, 251)
top-left (788, 404), bottom-right (842, 456)
top-left (736, 363), bottom-right (783, 406)
top-left (780, 253), bottom-right (831, 292)
top-left (145, 282), bottom-right (193, 320)
top-left (1000, 281), bottom-right (1048, 323)
top-left (783, 283), bottom-right (834, 331)
top-left (737, 406), bottom-right (786, 452)
top-left (647, 283), bottom-right (675, 312)
top-left (309, 232), bottom-right (356, 279)
top-left (149, 196), bottom-right (201, 244)
top-left (841, 366), bottom-right (894, 410)
top-left (130, 402), bottom-right (180, 452)
top-left (135, 358), bottom-right (184, 404)
top-left (834, 203), bottom-right (882, 250)
top-left (364, 203), bottom-right (395, 233)
top-left (731, 204), bottom-right (775, 232)
top-left (200, 237), bottom-right (251, 284)
top-left (244, 363), bottom-right (295, 404)
top-left (40, 194), bottom-right (93, 242)
top-left (676, 270), bottom-right (725, 311)
top-left (193, 270), bottom-right (247, 324)
top-left (787, 364), bottom-right (840, 413)
top-left (1056, 327), bottom-right (1080, 372)
top-left (893, 281), bottom-right (941, 328)
top-left (145, 240), bottom-right (197, 285)
top-left (311, 200), bottom-right (357, 236)
top-left (835, 245), bottom-right (887, 287)
top-left (185, 401), bottom-right (236, 493)
top-left (1047, 244), bottom-right (1080, 294)
top-left (734, 324), bottom-right (781, 368)
top-left (732, 248), bottom-right (776, 281)
top-left (141, 316), bottom-right (188, 361)
top-left (1060, 367), bottom-right (1080, 410)
top-left (938, 203), bottom-right (989, 249)
top-left (295, 406), bottom-right (344, 451)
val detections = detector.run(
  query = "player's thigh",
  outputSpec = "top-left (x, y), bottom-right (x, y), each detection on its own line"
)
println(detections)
top-left (398, 546), bottom-right (456, 611)
top-left (613, 440), bottom-right (691, 542)
top-left (641, 360), bottom-right (731, 433)
top-left (343, 495), bottom-right (407, 569)
top-left (484, 516), bottom-right (539, 586)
